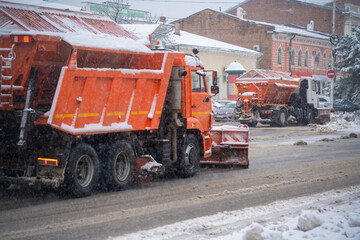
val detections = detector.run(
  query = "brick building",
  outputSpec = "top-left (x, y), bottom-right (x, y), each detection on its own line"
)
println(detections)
top-left (226, 0), bottom-right (360, 36)
top-left (173, 9), bottom-right (332, 91)
top-left (325, 0), bottom-right (360, 35)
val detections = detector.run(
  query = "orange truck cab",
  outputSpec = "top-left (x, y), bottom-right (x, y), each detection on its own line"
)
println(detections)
top-left (0, 1), bottom-right (248, 197)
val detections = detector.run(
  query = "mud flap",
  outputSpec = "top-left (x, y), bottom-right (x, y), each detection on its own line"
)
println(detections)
top-left (202, 125), bottom-right (249, 166)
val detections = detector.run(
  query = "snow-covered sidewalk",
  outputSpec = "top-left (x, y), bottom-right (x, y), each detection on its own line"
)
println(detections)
top-left (110, 185), bottom-right (360, 240)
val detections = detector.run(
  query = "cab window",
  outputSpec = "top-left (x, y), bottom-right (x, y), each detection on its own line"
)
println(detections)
top-left (191, 71), bottom-right (207, 92)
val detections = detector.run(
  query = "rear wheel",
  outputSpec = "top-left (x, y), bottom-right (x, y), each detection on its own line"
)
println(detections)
top-left (63, 143), bottom-right (99, 198)
top-left (102, 140), bottom-right (135, 190)
top-left (278, 108), bottom-right (287, 127)
top-left (303, 108), bottom-right (314, 125)
top-left (176, 134), bottom-right (200, 178)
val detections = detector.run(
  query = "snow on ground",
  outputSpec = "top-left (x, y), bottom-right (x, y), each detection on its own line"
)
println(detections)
top-left (280, 111), bottom-right (360, 145)
top-left (110, 185), bottom-right (360, 240)
top-left (314, 111), bottom-right (360, 134)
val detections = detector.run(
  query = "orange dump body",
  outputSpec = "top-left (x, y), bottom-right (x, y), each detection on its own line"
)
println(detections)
top-left (236, 69), bottom-right (299, 113)
top-left (48, 49), bottom-right (185, 135)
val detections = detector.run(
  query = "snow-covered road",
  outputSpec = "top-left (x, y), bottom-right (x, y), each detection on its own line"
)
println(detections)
top-left (111, 185), bottom-right (360, 240)
top-left (111, 112), bottom-right (360, 240)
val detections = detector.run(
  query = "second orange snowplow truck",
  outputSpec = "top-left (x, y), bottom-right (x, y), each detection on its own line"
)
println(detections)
top-left (0, 2), bottom-right (248, 197)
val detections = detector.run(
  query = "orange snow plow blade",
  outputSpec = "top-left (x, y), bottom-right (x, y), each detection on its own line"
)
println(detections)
top-left (202, 125), bottom-right (249, 166)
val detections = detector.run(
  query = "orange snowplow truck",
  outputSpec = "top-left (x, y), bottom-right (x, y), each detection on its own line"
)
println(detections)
top-left (236, 69), bottom-right (331, 127)
top-left (0, 2), bottom-right (248, 197)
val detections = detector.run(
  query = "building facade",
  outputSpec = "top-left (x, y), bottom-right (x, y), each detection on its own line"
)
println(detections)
top-left (226, 0), bottom-right (360, 36)
top-left (173, 9), bottom-right (332, 93)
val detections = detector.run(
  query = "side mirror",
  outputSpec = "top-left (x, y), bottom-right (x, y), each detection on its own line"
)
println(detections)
top-left (211, 85), bottom-right (219, 94)
top-left (212, 71), bottom-right (218, 86)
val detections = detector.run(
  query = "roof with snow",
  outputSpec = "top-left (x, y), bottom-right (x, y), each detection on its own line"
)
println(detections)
top-left (225, 0), bottom-right (340, 13)
top-left (0, 1), bottom-right (151, 53)
top-left (2, 0), bottom-right (81, 11)
top-left (225, 61), bottom-right (246, 72)
top-left (186, 9), bottom-right (330, 41)
top-left (120, 24), bottom-right (160, 40)
top-left (121, 23), bottom-right (261, 57)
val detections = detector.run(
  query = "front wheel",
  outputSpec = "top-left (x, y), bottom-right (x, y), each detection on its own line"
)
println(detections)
top-left (176, 134), bottom-right (200, 178)
top-left (63, 143), bottom-right (100, 198)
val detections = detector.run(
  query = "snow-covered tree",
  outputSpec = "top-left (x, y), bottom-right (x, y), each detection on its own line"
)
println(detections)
top-left (334, 26), bottom-right (360, 103)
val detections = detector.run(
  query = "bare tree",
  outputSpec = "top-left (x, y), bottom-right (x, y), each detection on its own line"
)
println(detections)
top-left (99, 0), bottom-right (155, 24)
top-left (99, 0), bottom-right (131, 24)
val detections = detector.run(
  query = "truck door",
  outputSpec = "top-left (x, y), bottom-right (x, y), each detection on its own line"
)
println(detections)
top-left (190, 70), bottom-right (211, 132)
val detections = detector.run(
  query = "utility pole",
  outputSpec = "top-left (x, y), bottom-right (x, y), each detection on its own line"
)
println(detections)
top-left (330, 0), bottom-right (336, 108)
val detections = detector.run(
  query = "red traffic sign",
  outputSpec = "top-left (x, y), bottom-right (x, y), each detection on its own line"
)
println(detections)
top-left (327, 70), bottom-right (335, 79)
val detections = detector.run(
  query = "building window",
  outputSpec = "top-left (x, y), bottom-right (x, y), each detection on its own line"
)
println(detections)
top-left (323, 53), bottom-right (327, 69)
top-left (291, 48), bottom-right (295, 66)
top-left (316, 52), bottom-right (321, 69)
top-left (278, 48), bottom-right (282, 65)
top-left (305, 51), bottom-right (308, 67)
top-left (298, 50), bottom-right (302, 67)
top-left (311, 51), bottom-right (316, 68)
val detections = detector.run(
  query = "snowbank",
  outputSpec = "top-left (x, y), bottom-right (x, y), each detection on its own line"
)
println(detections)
top-left (110, 185), bottom-right (360, 240)
top-left (314, 111), bottom-right (360, 134)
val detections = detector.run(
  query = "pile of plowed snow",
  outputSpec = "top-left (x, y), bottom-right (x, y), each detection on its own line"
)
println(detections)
top-left (314, 111), bottom-right (360, 133)
top-left (110, 186), bottom-right (360, 240)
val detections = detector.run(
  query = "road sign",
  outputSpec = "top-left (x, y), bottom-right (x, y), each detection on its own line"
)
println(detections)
top-left (327, 70), bottom-right (335, 79)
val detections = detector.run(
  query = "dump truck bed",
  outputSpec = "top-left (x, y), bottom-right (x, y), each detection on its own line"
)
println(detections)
top-left (0, 1), bottom-right (181, 134)
top-left (236, 69), bottom-right (299, 105)
top-left (0, 0), bottom-right (149, 111)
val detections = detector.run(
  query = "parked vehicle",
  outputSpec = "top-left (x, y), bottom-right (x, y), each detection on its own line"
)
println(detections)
top-left (217, 100), bottom-right (235, 106)
top-left (211, 100), bottom-right (223, 112)
top-left (236, 69), bottom-right (331, 127)
top-left (318, 95), bottom-right (330, 108)
top-left (213, 101), bottom-right (238, 121)
top-left (0, 2), bottom-right (249, 197)
top-left (333, 100), bottom-right (360, 112)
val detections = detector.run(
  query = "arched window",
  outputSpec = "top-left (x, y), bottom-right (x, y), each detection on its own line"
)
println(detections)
top-left (311, 51), bottom-right (316, 68)
top-left (278, 48), bottom-right (282, 65)
top-left (298, 50), bottom-right (302, 67)
top-left (291, 48), bottom-right (295, 66)
top-left (316, 52), bottom-right (321, 69)
top-left (323, 53), bottom-right (327, 69)
top-left (305, 51), bottom-right (308, 67)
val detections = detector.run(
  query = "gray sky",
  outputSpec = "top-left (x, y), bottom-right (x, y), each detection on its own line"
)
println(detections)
top-left (12, 0), bottom-right (334, 21)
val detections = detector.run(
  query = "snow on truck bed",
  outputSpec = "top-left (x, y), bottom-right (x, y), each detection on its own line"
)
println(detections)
top-left (0, 1), bottom-right (151, 53)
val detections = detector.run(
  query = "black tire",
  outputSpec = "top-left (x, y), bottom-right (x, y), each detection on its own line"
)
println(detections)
top-left (63, 143), bottom-right (100, 198)
top-left (278, 108), bottom-right (287, 127)
top-left (303, 108), bottom-right (314, 125)
top-left (247, 122), bottom-right (257, 127)
top-left (102, 140), bottom-right (135, 190)
top-left (176, 134), bottom-right (200, 178)
top-left (0, 182), bottom-right (10, 190)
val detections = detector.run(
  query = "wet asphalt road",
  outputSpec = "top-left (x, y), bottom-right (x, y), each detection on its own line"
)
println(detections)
top-left (0, 123), bottom-right (359, 240)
